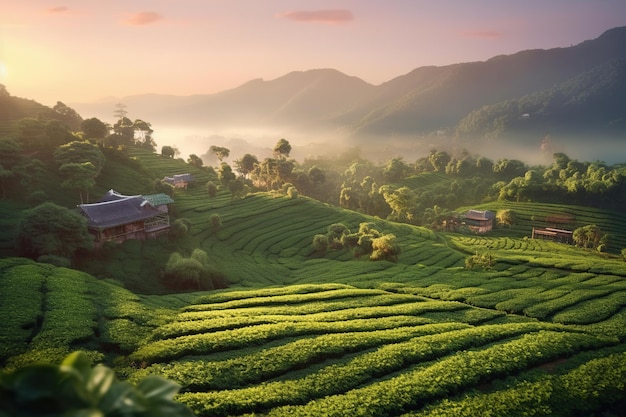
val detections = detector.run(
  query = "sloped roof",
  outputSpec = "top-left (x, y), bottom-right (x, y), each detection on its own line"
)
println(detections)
top-left (79, 195), bottom-right (162, 229)
top-left (98, 189), bottom-right (174, 207)
top-left (143, 193), bottom-right (175, 206)
top-left (98, 189), bottom-right (128, 202)
top-left (163, 173), bottom-right (194, 183)
top-left (465, 210), bottom-right (495, 221)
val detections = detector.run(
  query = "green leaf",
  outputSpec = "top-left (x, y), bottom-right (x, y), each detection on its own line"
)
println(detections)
top-left (61, 351), bottom-right (92, 383)
top-left (135, 376), bottom-right (181, 401)
top-left (85, 365), bottom-right (115, 404)
top-left (64, 409), bottom-right (105, 417)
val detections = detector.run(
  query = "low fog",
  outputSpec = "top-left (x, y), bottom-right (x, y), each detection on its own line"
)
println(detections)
top-left (151, 124), bottom-right (625, 169)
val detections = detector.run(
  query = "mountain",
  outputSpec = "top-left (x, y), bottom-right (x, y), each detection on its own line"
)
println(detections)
top-left (0, 86), bottom-right (83, 137)
top-left (70, 27), bottom-right (626, 151)
top-left (456, 58), bottom-right (626, 140)
top-left (348, 26), bottom-right (626, 138)
top-left (72, 69), bottom-right (376, 131)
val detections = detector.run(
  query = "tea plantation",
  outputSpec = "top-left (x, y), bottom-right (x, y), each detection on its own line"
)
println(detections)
top-left (1, 148), bottom-right (625, 416)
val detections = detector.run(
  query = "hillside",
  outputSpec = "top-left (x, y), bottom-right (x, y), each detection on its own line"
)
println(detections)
top-left (68, 26), bottom-right (626, 156)
top-left (0, 86), bottom-right (83, 137)
top-left (456, 58), bottom-right (626, 141)
top-left (2, 143), bottom-right (626, 415)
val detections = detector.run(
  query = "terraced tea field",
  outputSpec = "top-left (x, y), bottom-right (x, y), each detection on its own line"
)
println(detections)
top-left (2, 148), bottom-right (625, 415)
top-left (1, 256), bottom-right (625, 416)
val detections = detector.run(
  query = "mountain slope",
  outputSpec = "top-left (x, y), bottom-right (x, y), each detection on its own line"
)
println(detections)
top-left (347, 26), bottom-right (626, 137)
top-left (456, 58), bottom-right (626, 140)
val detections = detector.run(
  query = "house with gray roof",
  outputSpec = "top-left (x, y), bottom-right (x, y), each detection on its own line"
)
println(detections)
top-left (78, 189), bottom-right (174, 246)
top-left (163, 173), bottom-right (194, 189)
top-left (463, 210), bottom-right (495, 234)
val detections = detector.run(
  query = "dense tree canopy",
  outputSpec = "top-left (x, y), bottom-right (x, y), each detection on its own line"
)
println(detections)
top-left (81, 117), bottom-right (109, 141)
top-left (16, 202), bottom-right (93, 261)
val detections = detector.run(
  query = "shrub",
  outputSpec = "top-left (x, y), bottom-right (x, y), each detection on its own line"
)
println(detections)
top-left (153, 179), bottom-right (175, 197)
top-left (312, 234), bottom-right (329, 253)
top-left (170, 218), bottom-right (191, 240)
top-left (210, 214), bottom-right (222, 232)
top-left (36, 255), bottom-right (71, 268)
top-left (206, 181), bottom-right (218, 198)
top-left (370, 234), bottom-right (400, 262)
top-left (465, 251), bottom-right (496, 269)
top-left (572, 224), bottom-right (608, 250)
top-left (163, 250), bottom-right (227, 291)
top-left (496, 209), bottom-right (516, 228)
top-left (287, 186), bottom-right (299, 199)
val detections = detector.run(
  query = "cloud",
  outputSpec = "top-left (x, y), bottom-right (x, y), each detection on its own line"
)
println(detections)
top-left (278, 9), bottom-right (354, 24)
top-left (462, 30), bottom-right (503, 39)
top-left (46, 6), bottom-right (70, 14)
top-left (123, 11), bottom-right (163, 26)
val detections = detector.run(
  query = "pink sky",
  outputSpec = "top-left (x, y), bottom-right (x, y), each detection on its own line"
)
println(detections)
top-left (1, 0), bottom-right (625, 106)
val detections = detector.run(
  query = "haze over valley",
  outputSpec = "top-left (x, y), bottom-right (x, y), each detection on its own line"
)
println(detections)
top-left (2, 3), bottom-right (626, 416)
top-left (69, 27), bottom-right (626, 165)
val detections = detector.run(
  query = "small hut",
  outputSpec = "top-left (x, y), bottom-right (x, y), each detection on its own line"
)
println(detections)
top-left (163, 173), bottom-right (194, 189)
top-left (78, 190), bottom-right (174, 247)
top-left (464, 210), bottom-right (495, 234)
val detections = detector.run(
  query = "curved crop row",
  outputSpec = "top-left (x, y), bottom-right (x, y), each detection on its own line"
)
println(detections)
top-left (138, 322), bottom-right (469, 390)
top-left (262, 330), bottom-right (607, 417)
top-left (132, 302), bottom-right (475, 363)
top-left (177, 326), bottom-right (594, 416)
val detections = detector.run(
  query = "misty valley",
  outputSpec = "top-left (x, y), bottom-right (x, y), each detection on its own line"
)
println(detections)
top-left (1, 26), bottom-right (626, 417)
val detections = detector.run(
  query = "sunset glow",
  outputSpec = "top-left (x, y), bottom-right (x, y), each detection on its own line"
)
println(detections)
top-left (1, 0), bottom-right (625, 106)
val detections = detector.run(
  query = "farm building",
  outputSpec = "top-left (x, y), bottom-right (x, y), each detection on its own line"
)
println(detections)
top-left (531, 227), bottom-right (573, 244)
top-left (463, 210), bottom-right (495, 234)
top-left (163, 173), bottom-right (194, 189)
top-left (78, 189), bottom-right (174, 247)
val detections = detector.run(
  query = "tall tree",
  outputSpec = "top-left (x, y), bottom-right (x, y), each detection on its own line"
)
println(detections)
top-left (273, 138), bottom-right (291, 159)
top-left (16, 118), bottom-right (46, 151)
top-left (209, 146), bottom-right (230, 162)
top-left (16, 202), bottom-right (93, 260)
top-left (187, 154), bottom-right (204, 168)
top-left (235, 153), bottom-right (258, 178)
top-left (53, 141), bottom-right (105, 176)
top-left (161, 145), bottom-right (178, 158)
top-left (59, 162), bottom-right (98, 203)
top-left (81, 117), bottom-right (109, 142)
top-left (52, 101), bottom-right (83, 130)
top-left (133, 119), bottom-right (155, 149)
top-left (218, 162), bottom-right (236, 186)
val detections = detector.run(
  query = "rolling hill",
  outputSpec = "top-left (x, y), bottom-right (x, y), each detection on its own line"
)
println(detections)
top-left (68, 27), bottom-right (626, 153)
top-left (1, 144), bottom-right (626, 415)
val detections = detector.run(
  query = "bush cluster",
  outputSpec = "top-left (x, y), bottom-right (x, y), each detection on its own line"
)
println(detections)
top-left (312, 222), bottom-right (400, 262)
top-left (163, 249), bottom-right (227, 291)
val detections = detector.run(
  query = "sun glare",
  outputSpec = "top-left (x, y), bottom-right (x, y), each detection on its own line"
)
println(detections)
top-left (0, 62), bottom-right (7, 82)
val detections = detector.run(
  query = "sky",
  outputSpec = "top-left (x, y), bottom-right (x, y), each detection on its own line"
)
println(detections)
top-left (1, 0), bottom-right (626, 106)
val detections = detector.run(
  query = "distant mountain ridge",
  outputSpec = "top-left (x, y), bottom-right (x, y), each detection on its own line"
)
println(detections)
top-left (69, 26), bottom-right (626, 149)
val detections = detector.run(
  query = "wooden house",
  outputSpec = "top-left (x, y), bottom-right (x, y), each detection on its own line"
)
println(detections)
top-left (163, 173), bottom-right (194, 189)
top-left (78, 190), bottom-right (174, 247)
top-left (463, 210), bottom-right (495, 234)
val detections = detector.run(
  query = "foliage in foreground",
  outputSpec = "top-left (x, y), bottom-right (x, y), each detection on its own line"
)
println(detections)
top-left (0, 351), bottom-right (194, 417)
